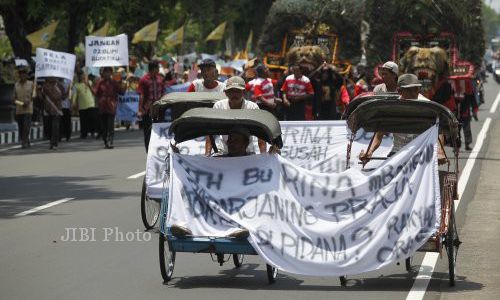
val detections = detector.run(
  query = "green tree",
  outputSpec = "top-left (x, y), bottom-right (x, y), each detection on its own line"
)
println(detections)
top-left (483, 2), bottom-right (500, 41)
top-left (365, 0), bottom-right (485, 67)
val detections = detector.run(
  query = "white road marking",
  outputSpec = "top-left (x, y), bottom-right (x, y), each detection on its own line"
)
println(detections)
top-left (406, 117), bottom-right (492, 300)
top-left (127, 171), bottom-right (145, 179)
top-left (489, 91), bottom-right (500, 114)
top-left (14, 198), bottom-right (74, 217)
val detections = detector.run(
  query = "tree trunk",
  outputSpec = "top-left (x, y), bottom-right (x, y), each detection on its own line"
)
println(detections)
top-left (66, 1), bottom-right (90, 53)
top-left (0, 5), bottom-right (34, 60)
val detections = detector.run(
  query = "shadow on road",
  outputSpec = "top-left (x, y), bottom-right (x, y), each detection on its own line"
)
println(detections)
top-left (0, 175), bottom-right (134, 218)
top-left (166, 264), bottom-right (483, 292)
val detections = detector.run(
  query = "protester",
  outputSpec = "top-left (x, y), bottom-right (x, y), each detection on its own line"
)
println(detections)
top-left (205, 76), bottom-right (266, 156)
top-left (40, 77), bottom-right (65, 150)
top-left (354, 64), bottom-right (370, 96)
top-left (87, 73), bottom-right (102, 139)
top-left (137, 60), bottom-right (165, 151)
top-left (359, 73), bottom-right (446, 164)
top-left (373, 61), bottom-right (398, 93)
top-left (310, 63), bottom-right (348, 120)
top-left (459, 92), bottom-right (478, 151)
top-left (281, 65), bottom-right (314, 120)
top-left (93, 67), bottom-right (125, 149)
top-left (252, 64), bottom-right (280, 114)
top-left (59, 79), bottom-right (72, 142)
top-left (72, 71), bottom-right (97, 138)
top-left (187, 59), bottom-right (225, 92)
top-left (13, 66), bottom-right (34, 148)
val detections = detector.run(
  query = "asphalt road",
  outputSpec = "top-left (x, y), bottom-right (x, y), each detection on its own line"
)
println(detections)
top-left (1, 80), bottom-right (499, 300)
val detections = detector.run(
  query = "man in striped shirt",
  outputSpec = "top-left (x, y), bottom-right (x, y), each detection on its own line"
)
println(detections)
top-left (281, 65), bottom-right (314, 120)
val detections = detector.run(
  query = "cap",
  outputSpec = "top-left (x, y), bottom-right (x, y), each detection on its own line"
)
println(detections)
top-left (198, 58), bottom-right (216, 68)
top-left (398, 73), bottom-right (422, 89)
top-left (379, 61), bottom-right (399, 75)
top-left (224, 76), bottom-right (246, 91)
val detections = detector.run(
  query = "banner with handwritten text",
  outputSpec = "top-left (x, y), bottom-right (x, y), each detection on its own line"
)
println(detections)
top-left (167, 124), bottom-right (440, 276)
top-left (145, 121), bottom-right (392, 199)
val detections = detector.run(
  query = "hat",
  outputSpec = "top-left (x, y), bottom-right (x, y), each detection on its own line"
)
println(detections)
top-left (198, 58), bottom-right (216, 68)
top-left (398, 73), bottom-right (422, 88)
top-left (224, 76), bottom-right (246, 91)
top-left (379, 61), bottom-right (399, 75)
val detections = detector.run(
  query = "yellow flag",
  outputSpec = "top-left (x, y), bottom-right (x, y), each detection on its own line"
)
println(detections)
top-left (26, 20), bottom-right (59, 50)
top-left (245, 30), bottom-right (253, 53)
top-left (92, 22), bottom-right (110, 37)
top-left (205, 21), bottom-right (226, 41)
top-left (164, 26), bottom-right (184, 46)
top-left (132, 20), bottom-right (159, 44)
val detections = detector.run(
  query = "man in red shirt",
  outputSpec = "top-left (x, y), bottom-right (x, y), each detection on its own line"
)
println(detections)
top-left (187, 59), bottom-right (225, 92)
top-left (252, 64), bottom-right (280, 114)
top-left (281, 65), bottom-right (314, 120)
top-left (93, 67), bottom-right (125, 149)
top-left (138, 60), bottom-right (165, 152)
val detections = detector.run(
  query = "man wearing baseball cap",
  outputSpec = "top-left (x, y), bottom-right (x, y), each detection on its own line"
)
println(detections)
top-left (205, 76), bottom-right (266, 156)
top-left (359, 73), bottom-right (448, 165)
top-left (373, 61), bottom-right (398, 93)
top-left (397, 73), bottom-right (430, 100)
top-left (187, 58), bottom-right (225, 92)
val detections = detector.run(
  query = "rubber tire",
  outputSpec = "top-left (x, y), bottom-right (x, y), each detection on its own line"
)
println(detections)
top-left (405, 257), bottom-right (412, 272)
top-left (446, 212), bottom-right (457, 287)
top-left (159, 233), bottom-right (176, 282)
top-left (340, 276), bottom-right (347, 287)
top-left (266, 264), bottom-right (277, 284)
top-left (233, 254), bottom-right (244, 268)
top-left (141, 178), bottom-right (159, 230)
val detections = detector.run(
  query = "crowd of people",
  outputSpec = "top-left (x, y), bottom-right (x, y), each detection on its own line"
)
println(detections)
top-left (11, 53), bottom-right (483, 152)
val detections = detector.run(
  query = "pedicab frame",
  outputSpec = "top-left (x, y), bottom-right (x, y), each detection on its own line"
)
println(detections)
top-left (159, 107), bottom-right (283, 284)
top-left (140, 92), bottom-right (227, 230)
top-left (342, 96), bottom-right (461, 286)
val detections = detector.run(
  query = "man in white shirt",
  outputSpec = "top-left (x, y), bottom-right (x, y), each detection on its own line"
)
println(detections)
top-left (205, 76), bottom-right (267, 155)
top-left (373, 61), bottom-right (398, 93)
top-left (359, 74), bottom-right (445, 163)
top-left (187, 59), bottom-right (225, 92)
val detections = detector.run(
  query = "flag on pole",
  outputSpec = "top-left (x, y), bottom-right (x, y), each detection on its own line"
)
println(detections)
top-left (91, 22), bottom-right (110, 37)
top-left (245, 30), bottom-right (253, 54)
top-left (164, 25), bottom-right (184, 46)
top-left (26, 20), bottom-right (59, 50)
top-left (205, 21), bottom-right (226, 41)
top-left (132, 20), bottom-right (159, 44)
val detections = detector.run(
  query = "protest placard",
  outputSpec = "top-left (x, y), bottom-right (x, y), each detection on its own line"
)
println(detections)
top-left (117, 91), bottom-right (140, 123)
top-left (35, 48), bottom-right (76, 81)
top-left (85, 34), bottom-right (129, 67)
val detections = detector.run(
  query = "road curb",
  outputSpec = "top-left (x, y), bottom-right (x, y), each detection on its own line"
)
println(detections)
top-left (0, 118), bottom-right (80, 145)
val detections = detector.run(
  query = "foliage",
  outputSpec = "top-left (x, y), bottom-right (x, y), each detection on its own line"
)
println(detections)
top-left (365, 0), bottom-right (485, 67)
top-left (483, 2), bottom-right (500, 42)
top-left (0, 35), bottom-right (13, 58)
top-left (258, 0), bottom-right (364, 62)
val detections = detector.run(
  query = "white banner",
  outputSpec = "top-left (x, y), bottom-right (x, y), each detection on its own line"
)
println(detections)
top-left (168, 125), bottom-right (441, 276)
top-left (146, 123), bottom-right (205, 198)
top-left (145, 121), bottom-right (392, 199)
top-left (85, 34), bottom-right (129, 67)
top-left (35, 48), bottom-right (76, 81)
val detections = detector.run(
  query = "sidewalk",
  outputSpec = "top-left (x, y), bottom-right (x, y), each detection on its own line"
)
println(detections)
top-left (0, 118), bottom-right (80, 145)
top-left (442, 120), bottom-right (500, 299)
